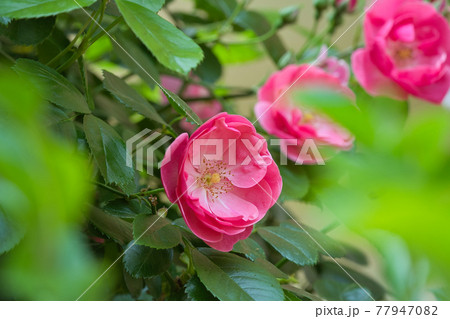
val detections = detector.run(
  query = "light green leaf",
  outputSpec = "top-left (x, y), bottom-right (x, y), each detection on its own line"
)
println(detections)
top-left (0, 0), bottom-right (97, 18)
top-left (103, 70), bottom-right (166, 125)
top-left (192, 248), bottom-right (284, 301)
top-left (0, 204), bottom-right (26, 255)
top-left (133, 214), bottom-right (181, 249)
top-left (279, 164), bottom-right (309, 201)
top-left (163, 89), bottom-right (202, 125)
top-left (13, 59), bottom-right (91, 114)
top-left (83, 115), bottom-right (135, 194)
top-left (116, 0), bottom-right (203, 74)
top-left (123, 244), bottom-right (172, 278)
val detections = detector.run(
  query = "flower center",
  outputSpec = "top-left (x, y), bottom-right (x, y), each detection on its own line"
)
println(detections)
top-left (197, 159), bottom-right (233, 201)
top-left (396, 47), bottom-right (413, 60)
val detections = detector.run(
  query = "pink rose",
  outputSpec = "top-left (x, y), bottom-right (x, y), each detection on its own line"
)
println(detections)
top-left (317, 45), bottom-right (351, 85)
top-left (161, 113), bottom-right (282, 251)
top-left (255, 64), bottom-right (354, 164)
top-left (161, 76), bottom-right (222, 132)
top-left (336, 0), bottom-right (358, 12)
top-left (351, 0), bottom-right (450, 106)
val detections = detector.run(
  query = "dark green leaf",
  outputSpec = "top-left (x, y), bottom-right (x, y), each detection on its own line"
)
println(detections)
top-left (116, 0), bottom-right (203, 74)
top-left (232, 237), bottom-right (266, 261)
top-left (318, 261), bottom-right (384, 300)
top-left (103, 198), bottom-right (151, 218)
top-left (282, 285), bottom-right (322, 301)
top-left (283, 290), bottom-right (302, 301)
top-left (1, 17), bottom-right (55, 45)
top-left (133, 214), bottom-right (181, 249)
top-left (0, 0), bottom-right (97, 18)
top-left (194, 0), bottom-right (236, 20)
top-left (194, 45), bottom-right (222, 83)
top-left (112, 32), bottom-right (160, 88)
top-left (192, 248), bottom-right (284, 301)
top-left (185, 275), bottom-right (217, 301)
top-left (103, 70), bottom-right (166, 125)
top-left (83, 115), bottom-right (135, 194)
top-left (280, 222), bottom-right (346, 258)
top-left (123, 268), bottom-right (144, 299)
top-left (253, 257), bottom-right (289, 279)
top-left (89, 206), bottom-right (133, 245)
top-left (258, 226), bottom-right (319, 266)
top-left (123, 244), bottom-right (172, 278)
top-left (341, 284), bottom-right (373, 301)
top-left (13, 59), bottom-right (91, 114)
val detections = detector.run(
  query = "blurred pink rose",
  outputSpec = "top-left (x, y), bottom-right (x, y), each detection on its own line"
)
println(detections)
top-left (317, 45), bottom-right (351, 85)
top-left (255, 65), bottom-right (355, 165)
top-left (336, 0), bottom-right (358, 12)
top-left (161, 113), bottom-right (282, 252)
top-left (161, 76), bottom-right (222, 132)
top-left (352, 0), bottom-right (450, 106)
top-left (430, 0), bottom-right (447, 13)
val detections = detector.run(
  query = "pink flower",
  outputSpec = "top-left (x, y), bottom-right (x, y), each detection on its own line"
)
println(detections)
top-left (161, 113), bottom-right (282, 252)
top-left (317, 45), bottom-right (351, 85)
top-left (255, 64), bottom-right (354, 164)
top-left (351, 0), bottom-right (450, 106)
top-left (161, 76), bottom-right (222, 132)
top-left (336, 0), bottom-right (358, 12)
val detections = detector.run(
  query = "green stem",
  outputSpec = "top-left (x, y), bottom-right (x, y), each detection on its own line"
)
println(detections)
top-left (56, 16), bottom-right (123, 72)
top-left (275, 257), bottom-right (288, 268)
top-left (93, 182), bottom-right (165, 198)
top-left (47, 18), bottom-right (92, 68)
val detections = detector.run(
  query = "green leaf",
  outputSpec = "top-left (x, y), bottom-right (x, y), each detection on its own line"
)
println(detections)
top-left (194, 0), bottom-right (237, 20)
top-left (103, 198), bottom-right (151, 218)
top-left (112, 32), bottom-right (160, 89)
top-left (192, 248), bottom-right (284, 301)
top-left (163, 89), bottom-right (202, 125)
top-left (0, 0), bottom-right (97, 18)
top-left (13, 59), bottom-right (91, 114)
top-left (89, 206), bottom-right (133, 245)
top-left (212, 43), bottom-right (263, 64)
top-left (123, 244), bottom-right (172, 278)
top-left (258, 226), bottom-right (319, 266)
top-left (103, 70), bottom-right (166, 125)
top-left (280, 222), bottom-right (346, 258)
top-left (282, 285), bottom-right (322, 301)
top-left (83, 115), bottom-right (135, 194)
top-left (194, 45), bottom-right (222, 84)
top-left (116, 0), bottom-right (203, 75)
top-left (279, 164), bottom-right (309, 201)
top-left (0, 204), bottom-right (26, 255)
top-left (133, 214), bottom-right (181, 249)
top-left (185, 275), bottom-right (217, 301)
top-left (0, 17), bottom-right (55, 45)
top-left (232, 237), bottom-right (266, 261)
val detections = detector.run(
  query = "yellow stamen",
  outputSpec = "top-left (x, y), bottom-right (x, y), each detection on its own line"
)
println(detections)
top-left (210, 173), bottom-right (221, 184)
top-left (397, 48), bottom-right (412, 60)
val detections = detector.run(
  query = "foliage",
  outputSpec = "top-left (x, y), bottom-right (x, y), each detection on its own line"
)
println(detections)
top-left (0, 0), bottom-right (448, 301)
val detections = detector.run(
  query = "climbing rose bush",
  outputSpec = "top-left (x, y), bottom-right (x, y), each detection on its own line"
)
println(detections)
top-left (161, 113), bottom-right (282, 251)
top-left (352, 0), bottom-right (450, 105)
top-left (255, 65), bottom-right (354, 164)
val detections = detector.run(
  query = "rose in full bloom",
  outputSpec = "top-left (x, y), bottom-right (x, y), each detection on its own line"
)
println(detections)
top-left (317, 45), bottom-right (351, 85)
top-left (351, 0), bottom-right (450, 106)
top-left (161, 113), bottom-right (282, 251)
top-left (255, 64), bottom-right (354, 164)
top-left (335, 0), bottom-right (358, 12)
top-left (161, 76), bottom-right (222, 132)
